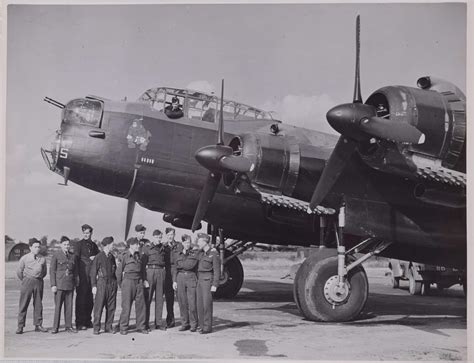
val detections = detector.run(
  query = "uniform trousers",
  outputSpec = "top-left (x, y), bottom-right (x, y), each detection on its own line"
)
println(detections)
top-left (18, 277), bottom-right (44, 328)
top-left (76, 265), bottom-right (94, 327)
top-left (177, 271), bottom-right (197, 329)
top-left (164, 270), bottom-right (175, 325)
top-left (93, 278), bottom-right (117, 332)
top-left (53, 289), bottom-right (74, 330)
top-left (119, 278), bottom-right (146, 331)
top-left (197, 273), bottom-right (213, 332)
top-left (144, 268), bottom-right (166, 328)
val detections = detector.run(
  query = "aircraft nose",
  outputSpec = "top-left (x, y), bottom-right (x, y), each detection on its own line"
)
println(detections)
top-left (40, 130), bottom-right (61, 171)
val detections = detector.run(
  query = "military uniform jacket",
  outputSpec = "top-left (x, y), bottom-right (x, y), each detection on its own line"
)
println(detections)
top-left (90, 251), bottom-right (117, 287)
top-left (165, 242), bottom-right (182, 273)
top-left (198, 248), bottom-right (221, 287)
top-left (50, 250), bottom-right (78, 290)
top-left (75, 239), bottom-right (100, 267)
top-left (173, 248), bottom-right (199, 283)
top-left (142, 243), bottom-right (166, 267)
top-left (116, 251), bottom-right (146, 285)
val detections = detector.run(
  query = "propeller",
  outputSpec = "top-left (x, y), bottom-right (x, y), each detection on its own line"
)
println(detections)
top-left (309, 16), bottom-right (363, 209)
top-left (125, 198), bottom-right (136, 240)
top-left (191, 79), bottom-right (254, 232)
top-left (359, 116), bottom-right (425, 144)
top-left (309, 15), bottom-right (425, 210)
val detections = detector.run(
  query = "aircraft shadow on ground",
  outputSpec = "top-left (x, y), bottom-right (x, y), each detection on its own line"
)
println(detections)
top-left (231, 279), bottom-right (467, 333)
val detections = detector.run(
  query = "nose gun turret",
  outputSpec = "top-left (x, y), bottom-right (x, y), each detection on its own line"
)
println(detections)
top-left (43, 96), bottom-right (65, 109)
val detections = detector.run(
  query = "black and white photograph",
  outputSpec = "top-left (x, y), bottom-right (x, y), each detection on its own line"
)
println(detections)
top-left (2, 1), bottom-right (468, 360)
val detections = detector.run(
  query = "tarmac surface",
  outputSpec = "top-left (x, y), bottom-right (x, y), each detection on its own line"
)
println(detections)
top-left (3, 261), bottom-right (467, 360)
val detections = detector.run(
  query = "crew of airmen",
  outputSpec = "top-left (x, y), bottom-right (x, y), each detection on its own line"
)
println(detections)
top-left (15, 223), bottom-right (221, 336)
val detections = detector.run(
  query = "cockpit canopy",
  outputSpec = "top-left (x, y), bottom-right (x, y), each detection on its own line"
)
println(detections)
top-left (138, 87), bottom-right (275, 123)
top-left (62, 98), bottom-right (103, 127)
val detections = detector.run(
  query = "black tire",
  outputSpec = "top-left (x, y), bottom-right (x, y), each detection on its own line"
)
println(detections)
top-left (408, 267), bottom-right (422, 295)
top-left (294, 249), bottom-right (337, 320)
top-left (214, 253), bottom-right (244, 299)
top-left (436, 283), bottom-right (445, 292)
top-left (296, 253), bottom-right (368, 322)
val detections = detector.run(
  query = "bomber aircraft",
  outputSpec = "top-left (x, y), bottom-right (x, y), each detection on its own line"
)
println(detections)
top-left (41, 17), bottom-right (466, 322)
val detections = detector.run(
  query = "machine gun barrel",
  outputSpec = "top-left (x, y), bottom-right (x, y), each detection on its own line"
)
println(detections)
top-left (43, 97), bottom-right (65, 109)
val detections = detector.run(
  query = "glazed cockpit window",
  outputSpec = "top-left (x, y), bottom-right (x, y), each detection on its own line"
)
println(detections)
top-left (63, 99), bottom-right (103, 127)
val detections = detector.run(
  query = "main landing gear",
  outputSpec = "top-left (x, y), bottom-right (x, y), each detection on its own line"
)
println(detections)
top-left (294, 205), bottom-right (391, 322)
top-left (209, 226), bottom-right (253, 299)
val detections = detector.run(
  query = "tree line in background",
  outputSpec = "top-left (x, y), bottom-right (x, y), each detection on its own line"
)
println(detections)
top-left (5, 235), bottom-right (127, 258)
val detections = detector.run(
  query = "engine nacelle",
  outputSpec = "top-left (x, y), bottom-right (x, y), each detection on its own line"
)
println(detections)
top-left (229, 133), bottom-right (326, 200)
top-left (361, 77), bottom-right (466, 176)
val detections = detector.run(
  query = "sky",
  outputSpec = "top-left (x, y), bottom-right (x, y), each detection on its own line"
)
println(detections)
top-left (4, 3), bottom-right (467, 244)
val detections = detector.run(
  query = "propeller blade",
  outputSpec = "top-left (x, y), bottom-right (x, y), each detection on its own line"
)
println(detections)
top-left (353, 15), bottom-right (362, 103)
top-left (125, 199), bottom-right (136, 240)
top-left (309, 137), bottom-right (358, 209)
top-left (219, 155), bottom-right (254, 173)
top-left (191, 172), bottom-right (222, 232)
top-left (360, 117), bottom-right (425, 144)
top-left (217, 79), bottom-right (225, 145)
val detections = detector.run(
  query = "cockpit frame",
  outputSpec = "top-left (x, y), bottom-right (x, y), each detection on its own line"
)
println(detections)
top-left (138, 86), bottom-right (276, 123)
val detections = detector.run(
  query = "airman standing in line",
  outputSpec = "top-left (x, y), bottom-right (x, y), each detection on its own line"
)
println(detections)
top-left (15, 238), bottom-right (48, 334)
top-left (116, 237), bottom-right (149, 335)
top-left (90, 237), bottom-right (117, 335)
top-left (50, 236), bottom-right (78, 334)
top-left (164, 227), bottom-right (181, 328)
top-left (142, 229), bottom-right (168, 331)
top-left (134, 224), bottom-right (150, 250)
top-left (173, 234), bottom-right (199, 332)
top-left (74, 224), bottom-right (99, 330)
top-left (196, 234), bottom-right (220, 334)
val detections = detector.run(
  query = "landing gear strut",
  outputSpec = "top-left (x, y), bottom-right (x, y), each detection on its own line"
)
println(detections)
top-left (210, 229), bottom-right (253, 299)
top-left (294, 205), bottom-right (391, 322)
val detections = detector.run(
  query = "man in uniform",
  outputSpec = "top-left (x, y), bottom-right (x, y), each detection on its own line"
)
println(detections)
top-left (164, 96), bottom-right (184, 119)
top-left (135, 224), bottom-right (150, 249)
top-left (50, 236), bottom-right (78, 334)
top-left (116, 237), bottom-right (149, 335)
top-left (90, 236), bottom-right (117, 335)
top-left (173, 234), bottom-right (199, 332)
top-left (142, 229), bottom-right (167, 331)
top-left (164, 227), bottom-right (181, 328)
top-left (16, 238), bottom-right (48, 334)
top-left (74, 224), bottom-right (99, 330)
top-left (196, 234), bottom-right (220, 334)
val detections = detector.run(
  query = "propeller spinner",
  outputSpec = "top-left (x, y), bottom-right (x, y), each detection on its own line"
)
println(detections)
top-left (309, 15), bottom-right (425, 209)
top-left (191, 79), bottom-right (254, 232)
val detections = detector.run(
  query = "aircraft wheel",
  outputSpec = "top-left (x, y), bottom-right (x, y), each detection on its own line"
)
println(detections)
top-left (436, 283), bottom-right (445, 292)
top-left (214, 253), bottom-right (244, 299)
top-left (408, 268), bottom-right (422, 295)
top-left (295, 252), bottom-right (368, 322)
top-left (294, 249), bottom-right (337, 319)
top-left (293, 265), bottom-right (303, 312)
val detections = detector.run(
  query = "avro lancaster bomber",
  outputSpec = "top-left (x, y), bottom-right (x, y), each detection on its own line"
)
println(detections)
top-left (41, 17), bottom-right (466, 322)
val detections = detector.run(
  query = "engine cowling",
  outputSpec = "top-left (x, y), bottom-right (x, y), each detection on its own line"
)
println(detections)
top-left (360, 77), bottom-right (466, 177)
top-left (228, 133), bottom-right (327, 200)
